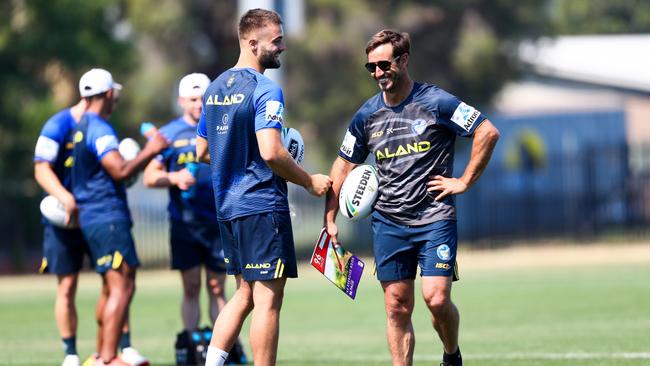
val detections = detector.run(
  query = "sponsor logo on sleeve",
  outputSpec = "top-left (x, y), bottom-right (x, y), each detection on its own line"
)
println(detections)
top-left (450, 102), bottom-right (481, 132)
top-left (95, 135), bottom-right (118, 156)
top-left (265, 100), bottom-right (284, 124)
top-left (340, 130), bottom-right (357, 158)
top-left (34, 136), bottom-right (60, 161)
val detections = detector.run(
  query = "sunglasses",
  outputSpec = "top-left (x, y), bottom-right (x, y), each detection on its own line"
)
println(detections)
top-left (364, 54), bottom-right (402, 73)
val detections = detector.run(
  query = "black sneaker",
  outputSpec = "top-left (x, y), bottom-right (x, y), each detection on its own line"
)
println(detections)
top-left (225, 341), bottom-right (248, 365)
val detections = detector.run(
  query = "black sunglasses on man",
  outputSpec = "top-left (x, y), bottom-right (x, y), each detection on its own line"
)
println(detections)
top-left (364, 54), bottom-right (403, 73)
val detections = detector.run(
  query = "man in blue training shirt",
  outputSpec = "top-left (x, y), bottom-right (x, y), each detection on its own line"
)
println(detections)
top-left (196, 9), bottom-right (332, 366)
top-left (324, 30), bottom-right (500, 366)
top-left (34, 93), bottom-right (148, 366)
top-left (143, 73), bottom-right (246, 363)
top-left (71, 68), bottom-right (169, 366)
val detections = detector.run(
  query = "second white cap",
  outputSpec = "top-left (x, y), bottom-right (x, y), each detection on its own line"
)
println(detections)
top-left (178, 73), bottom-right (210, 98)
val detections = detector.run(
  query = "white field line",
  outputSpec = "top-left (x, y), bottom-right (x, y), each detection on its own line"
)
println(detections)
top-left (11, 352), bottom-right (650, 365)
top-left (273, 352), bottom-right (650, 362)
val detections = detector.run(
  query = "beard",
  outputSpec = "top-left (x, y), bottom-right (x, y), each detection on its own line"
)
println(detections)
top-left (259, 48), bottom-right (281, 69)
top-left (377, 75), bottom-right (395, 92)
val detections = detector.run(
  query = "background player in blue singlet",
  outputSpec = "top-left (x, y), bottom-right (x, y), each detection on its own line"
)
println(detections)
top-left (195, 9), bottom-right (332, 366)
top-left (34, 94), bottom-right (148, 366)
top-left (71, 68), bottom-right (169, 366)
top-left (324, 30), bottom-right (500, 366)
top-left (143, 73), bottom-right (246, 363)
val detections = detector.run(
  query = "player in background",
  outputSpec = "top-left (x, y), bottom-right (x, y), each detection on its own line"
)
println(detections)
top-left (70, 68), bottom-right (169, 366)
top-left (34, 91), bottom-right (148, 366)
top-left (143, 73), bottom-right (247, 363)
top-left (196, 9), bottom-right (332, 366)
top-left (324, 30), bottom-right (500, 366)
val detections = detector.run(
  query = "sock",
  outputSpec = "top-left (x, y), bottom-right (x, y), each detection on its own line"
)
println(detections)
top-left (205, 346), bottom-right (229, 366)
top-left (62, 336), bottom-right (77, 355)
top-left (443, 347), bottom-right (462, 365)
top-left (119, 331), bottom-right (131, 351)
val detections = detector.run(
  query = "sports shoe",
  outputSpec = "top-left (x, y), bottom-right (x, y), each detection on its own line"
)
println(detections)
top-left (225, 341), bottom-right (248, 365)
top-left (61, 354), bottom-right (81, 366)
top-left (81, 354), bottom-right (98, 366)
top-left (119, 347), bottom-right (150, 366)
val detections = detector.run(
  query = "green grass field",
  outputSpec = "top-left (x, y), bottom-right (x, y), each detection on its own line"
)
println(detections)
top-left (1, 244), bottom-right (650, 366)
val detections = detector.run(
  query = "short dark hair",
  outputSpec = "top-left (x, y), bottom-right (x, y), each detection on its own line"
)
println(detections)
top-left (365, 29), bottom-right (410, 57)
top-left (238, 8), bottom-right (283, 38)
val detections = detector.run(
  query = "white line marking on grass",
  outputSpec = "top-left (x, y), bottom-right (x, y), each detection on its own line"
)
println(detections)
top-left (278, 352), bottom-right (650, 362)
top-left (465, 352), bottom-right (650, 360)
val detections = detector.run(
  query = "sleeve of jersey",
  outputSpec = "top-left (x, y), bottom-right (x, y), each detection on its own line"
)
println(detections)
top-left (155, 124), bottom-right (172, 162)
top-left (197, 109), bottom-right (207, 138)
top-left (253, 81), bottom-right (284, 131)
top-left (92, 124), bottom-right (120, 160)
top-left (338, 112), bottom-right (369, 164)
top-left (437, 90), bottom-right (487, 137)
top-left (34, 118), bottom-right (64, 163)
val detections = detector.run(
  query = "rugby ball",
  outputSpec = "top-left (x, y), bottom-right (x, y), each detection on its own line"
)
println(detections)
top-left (281, 127), bottom-right (305, 165)
top-left (338, 164), bottom-right (379, 221)
top-left (40, 195), bottom-right (77, 228)
top-left (118, 138), bottom-right (141, 187)
top-left (119, 138), bottom-right (141, 160)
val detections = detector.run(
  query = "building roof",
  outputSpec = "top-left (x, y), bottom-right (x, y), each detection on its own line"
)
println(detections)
top-left (518, 34), bottom-right (650, 93)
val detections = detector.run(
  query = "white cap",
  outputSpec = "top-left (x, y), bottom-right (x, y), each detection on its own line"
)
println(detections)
top-left (178, 73), bottom-right (210, 98)
top-left (79, 68), bottom-right (122, 97)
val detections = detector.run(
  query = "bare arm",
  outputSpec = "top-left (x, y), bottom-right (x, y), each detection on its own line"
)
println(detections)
top-left (143, 159), bottom-right (196, 190)
top-left (256, 128), bottom-right (331, 196)
top-left (34, 161), bottom-right (77, 225)
top-left (323, 157), bottom-right (356, 244)
top-left (196, 136), bottom-right (210, 164)
top-left (101, 132), bottom-right (169, 182)
top-left (427, 119), bottom-right (500, 200)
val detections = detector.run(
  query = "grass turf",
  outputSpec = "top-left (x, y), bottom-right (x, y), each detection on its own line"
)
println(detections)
top-left (1, 251), bottom-right (649, 365)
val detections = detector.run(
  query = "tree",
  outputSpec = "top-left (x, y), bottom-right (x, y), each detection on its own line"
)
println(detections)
top-left (0, 0), bottom-right (133, 269)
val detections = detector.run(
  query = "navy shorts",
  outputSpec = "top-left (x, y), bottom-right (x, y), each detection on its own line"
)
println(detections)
top-left (371, 212), bottom-right (459, 282)
top-left (81, 221), bottom-right (140, 274)
top-left (170, 220), bottom-right (226, 272)
top-left (218, 211), bottom-right (297, 281)
top-left (40, 224), bottom-right (91, 275)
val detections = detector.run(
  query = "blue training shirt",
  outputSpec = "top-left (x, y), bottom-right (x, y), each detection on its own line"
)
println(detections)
top-left (71, 112), bottom-right (132, 226)
top-left (34, 108), bottom-right (77, 190)
top-left (157, 116), bottom-right (217, 223)
top-left (339, 82), bottom-right (487, 226)
top-left (197, 67), bottom-right (288, 221)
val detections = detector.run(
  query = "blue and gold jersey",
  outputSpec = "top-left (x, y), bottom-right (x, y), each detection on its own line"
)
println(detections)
top-left (71, 112), bottom-right (131, 226)
top-left (339, 82), bottom-right (487, 226)
top-left (197, 67), bottom-right (288, 221)
top-left (34, 109), bottom-right (77, 189)
top-left (158, 117), bottom-right (217, 223)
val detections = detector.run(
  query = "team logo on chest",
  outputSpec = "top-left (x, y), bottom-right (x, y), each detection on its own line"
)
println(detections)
top-left (411, 119), bottom-right (427, 135)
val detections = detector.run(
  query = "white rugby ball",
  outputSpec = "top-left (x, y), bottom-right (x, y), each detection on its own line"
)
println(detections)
top-left (118, 138), bottom-right (141, 187)
top-left (119, 138), bottom-right (141, 161)
top-left (339, 164), bottom-right (379, 221)
top-left (40, 195), bottom-right (77, 228)
top-left (281, 127), bottom-right (305, 165)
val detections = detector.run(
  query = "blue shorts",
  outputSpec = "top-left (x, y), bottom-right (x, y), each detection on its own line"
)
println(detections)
top-left (81, 221), bottom-right (140, 274)
top-left (170, 220), bottom-right (226, 272)
top-left (218, 211), bottom-right (297, 281)
top-left (371, 212), bottom-right (459, 282)
top-left (40, 224), bottom-right (91, 275)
